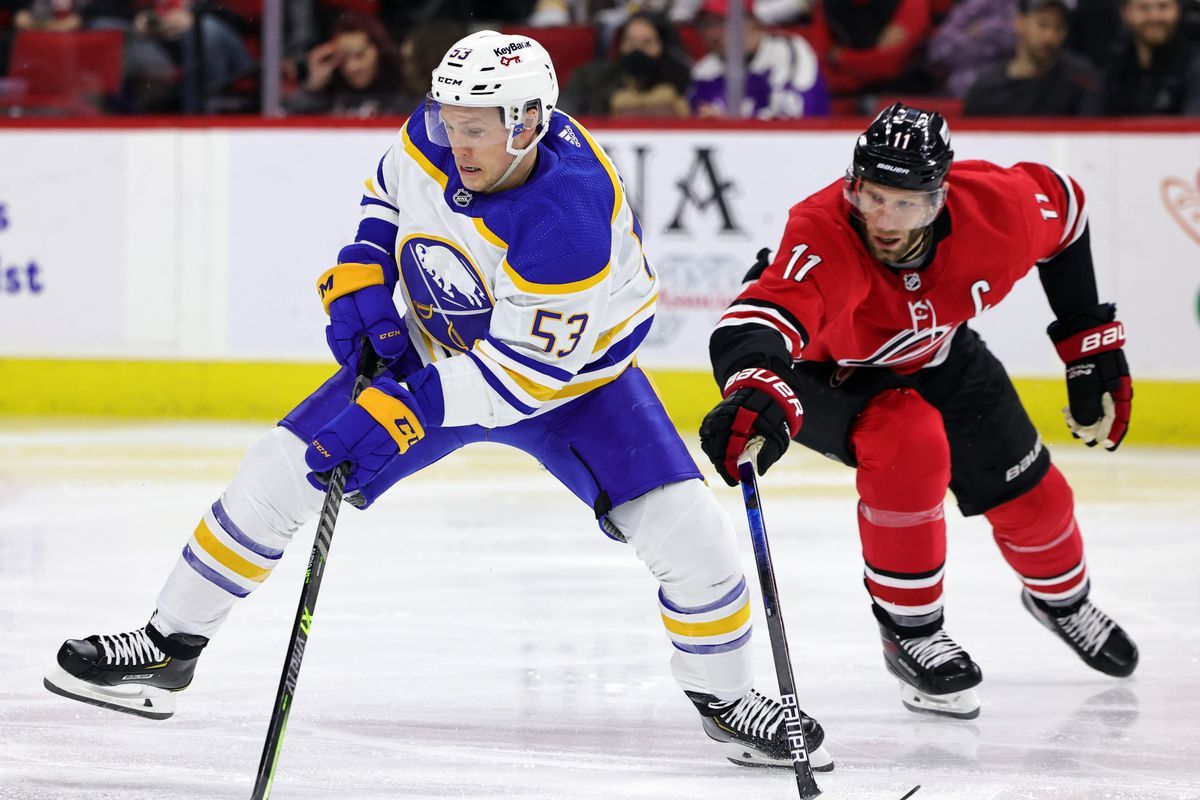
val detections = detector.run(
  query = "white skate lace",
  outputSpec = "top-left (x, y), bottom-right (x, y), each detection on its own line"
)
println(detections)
top-left (901, 629), bottom-right (966, 670)
top-left (1058, 602), bottom-right (1114, 657)
top-left (98, 629), bottom-right (166, 666)
top-left (719, 689), bottom-right (784, 742)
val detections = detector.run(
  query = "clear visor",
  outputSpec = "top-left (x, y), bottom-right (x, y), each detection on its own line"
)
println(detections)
top-left (843, 174), bottom-right (947, 232)
top-left (425, 96), bottom-right (515, 149)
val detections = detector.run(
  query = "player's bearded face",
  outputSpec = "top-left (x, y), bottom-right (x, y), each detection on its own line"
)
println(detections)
top-left (848, 179), bottom-right (945, 262)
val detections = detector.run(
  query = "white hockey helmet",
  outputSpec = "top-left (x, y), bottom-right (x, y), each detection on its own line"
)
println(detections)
top-left (427, 30), bottom-right (560, 158)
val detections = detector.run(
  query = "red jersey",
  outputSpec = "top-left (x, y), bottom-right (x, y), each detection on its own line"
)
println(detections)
top-left (716, 160), bottom-right (1088, 374)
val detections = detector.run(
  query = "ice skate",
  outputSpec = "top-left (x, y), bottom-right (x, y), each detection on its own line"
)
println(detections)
top-left (689, 688), bottom-right (835, 772)
top-left (879, 622), bottom-right (983, 719)
top-left (1021, 589), bottom-right (1138, 677)
top-left (44, 624), bottom-right (207, 720)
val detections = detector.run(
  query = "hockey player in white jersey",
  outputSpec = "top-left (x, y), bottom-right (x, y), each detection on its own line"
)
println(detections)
top-left (44, 31), bottom-right (833, 773)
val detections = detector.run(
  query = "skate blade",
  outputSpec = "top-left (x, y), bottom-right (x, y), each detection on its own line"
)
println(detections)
top-left (723, 742), bottom-right (835, 772)
top-left (897, 681), bottom-right (980, 720)
top-left (43, 666), bottom-right (176, 720)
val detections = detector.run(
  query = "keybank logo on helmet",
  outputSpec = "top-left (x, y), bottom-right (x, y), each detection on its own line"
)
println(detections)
top-left (876, 163), bottom-right (911, 174)
top-left (493, 40), bottom-right (531, 57)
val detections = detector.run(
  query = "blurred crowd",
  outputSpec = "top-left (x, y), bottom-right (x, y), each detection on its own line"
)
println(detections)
top-left (2, 0), bottom-right (1199, 116)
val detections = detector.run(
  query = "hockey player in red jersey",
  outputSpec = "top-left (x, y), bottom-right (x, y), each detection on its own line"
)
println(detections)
top-left (700, 103), bottom-right (1138, 719)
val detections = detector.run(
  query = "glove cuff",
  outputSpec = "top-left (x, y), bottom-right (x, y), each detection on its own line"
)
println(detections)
top-left (722, 367), bottom-right (804, 437)
top-left (317, 263), bottom-right (387, 314)
top-left (356, 384), bottom-right (425, 453)
top-left (1048, 303), bottom-right (1124, 364)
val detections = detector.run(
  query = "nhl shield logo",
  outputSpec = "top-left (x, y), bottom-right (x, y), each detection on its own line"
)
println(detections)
top-left (902, 272), bottom-right (921, 291)
top-left (452, 188), bottom-right (474, 207)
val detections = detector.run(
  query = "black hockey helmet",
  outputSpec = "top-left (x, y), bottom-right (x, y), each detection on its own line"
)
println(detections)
top-left (849, 102), bottom-right (954, 192)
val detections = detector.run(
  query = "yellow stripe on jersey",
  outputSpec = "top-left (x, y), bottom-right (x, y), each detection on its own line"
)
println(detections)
top-left (551, 367), bottom-right (629, 400)
top-left (401, 123), bottom-right (449, 190)
top-left (363, 177), bottom-right (386, 201)
top-left (591, 292), bottom-right (658, 354)
top-left (567, 114), bottom-right (623, 226)
top-left (473, 218), bottom-right (507, 249)
top-left (500, 363), bottom-right (560, 402)
top-left (193, 519), bottom-right (270, 582)
top-left (660, 600), bottom-right (751, 638)
top-left (501, 257), bottom-right (612, 296)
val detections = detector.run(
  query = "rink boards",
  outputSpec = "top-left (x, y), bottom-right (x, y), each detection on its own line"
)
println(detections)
top-left (0, 120), bottom-right (1197, 443)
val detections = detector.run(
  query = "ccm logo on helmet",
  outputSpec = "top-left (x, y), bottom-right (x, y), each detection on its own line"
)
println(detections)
top-left (493, 40), bottom-right (531, 56)
top-left (437, 76), bottom-right (463, 85)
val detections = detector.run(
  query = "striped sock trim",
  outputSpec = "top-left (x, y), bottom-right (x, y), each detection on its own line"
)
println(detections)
top-left (659, 577), bottom-right (753, 656)
top-left (859, 500), bottom-right (945, 527)
top-left (212, 500), bottom-right (284, 559)
top-left (1023, 560), bottom-right (1089, 603)
top-left (182, 545), bottom-right (251, 597)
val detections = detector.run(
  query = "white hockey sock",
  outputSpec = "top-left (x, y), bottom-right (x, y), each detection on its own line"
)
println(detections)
top-left (154, 426), bottom-right (325, 638)
top-left (610, 479), bottom-right (754, 702)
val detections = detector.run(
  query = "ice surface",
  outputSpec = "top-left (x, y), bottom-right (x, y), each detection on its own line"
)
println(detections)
top-left (1, 420), bottom-right (1197, 799)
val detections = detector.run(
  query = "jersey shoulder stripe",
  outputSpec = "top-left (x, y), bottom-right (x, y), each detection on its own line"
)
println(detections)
top-left (401, 110), bottom-right (451, 190)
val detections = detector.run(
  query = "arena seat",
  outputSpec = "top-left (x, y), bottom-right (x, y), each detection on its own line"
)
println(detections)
top-left (4, 30), bottom-right (124, 115)
top-left (500, 25), bottom-right (598, 90)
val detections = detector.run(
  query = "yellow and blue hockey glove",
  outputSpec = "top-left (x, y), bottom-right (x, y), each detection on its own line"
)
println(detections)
top-left (305, 376), bottom-right (426, 493)
top-left (318, 248), bottom-right (410, 371)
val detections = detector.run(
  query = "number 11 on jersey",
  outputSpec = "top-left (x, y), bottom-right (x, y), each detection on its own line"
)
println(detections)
top-left (782, 244), bottom-right (822, 284)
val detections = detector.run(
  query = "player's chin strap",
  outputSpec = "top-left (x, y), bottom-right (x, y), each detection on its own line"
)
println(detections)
top-left (485, 114), bottom-right (552, 192)
top-left (486, 147), bottom-right (534, 193)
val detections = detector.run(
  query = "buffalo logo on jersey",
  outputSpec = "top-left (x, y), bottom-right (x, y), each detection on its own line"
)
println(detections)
top-left (398, 235), bottom-right (494, 352)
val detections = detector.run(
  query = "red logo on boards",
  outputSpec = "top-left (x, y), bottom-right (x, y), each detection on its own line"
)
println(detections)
top-left (1162, 169), bottom-right (1200, 246)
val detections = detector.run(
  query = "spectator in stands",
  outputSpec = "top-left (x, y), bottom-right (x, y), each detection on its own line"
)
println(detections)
top-left (11, 0), bottom-right (81, 32)
top-left (1098, 0), bottom-right (1200, 114)
top-left (80, 0), bottom-right (254, 113)
top-left (925, 0), bottom-right (1017, 98)
top-left (689, 0), bottom-right (831, 117)
top-left (669, 0), bottom-right (811, 24)
top-left (397, 18), bottom-right (468, 109)
top-left (963, 0), bottom-right (1099, 115)
top-left (286, 12), bottom-right (405, 116)
top-left (134, 0), bottom-right (254, 112)
top-left (561, 11), bottom-right (691, 116)
top-left (807, 0), bottom-right (933, 97)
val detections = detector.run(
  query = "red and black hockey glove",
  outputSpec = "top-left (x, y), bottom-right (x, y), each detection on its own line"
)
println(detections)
top-left (699, 367), bottom-right (804, 486)
top-left (1047, 303), bottom-right (1132, 451)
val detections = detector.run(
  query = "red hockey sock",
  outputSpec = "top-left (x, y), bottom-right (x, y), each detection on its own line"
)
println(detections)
top-left (985, 463), bottom-right (1088, 605)
top-left (852, 389), bottom-right (951, 627)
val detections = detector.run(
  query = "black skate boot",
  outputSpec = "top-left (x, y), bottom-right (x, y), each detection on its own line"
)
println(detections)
top-left (1021, 589), bottom-right (1138, 677)
top-left (43, 623), bottom-right (208, 720)
top-left (688, 688), bottom-right (835, 772)
top-left (877, 607), bottom-right (982, 719)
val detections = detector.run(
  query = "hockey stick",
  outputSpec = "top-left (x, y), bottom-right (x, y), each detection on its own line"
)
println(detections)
top-left (250, 343), bottom-right (380, 800)
top-left (737, 439), bottom-right (821, 799)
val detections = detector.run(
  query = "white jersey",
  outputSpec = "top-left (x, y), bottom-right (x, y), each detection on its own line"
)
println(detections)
top-left (351, 104), bottom-right (658, 429)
